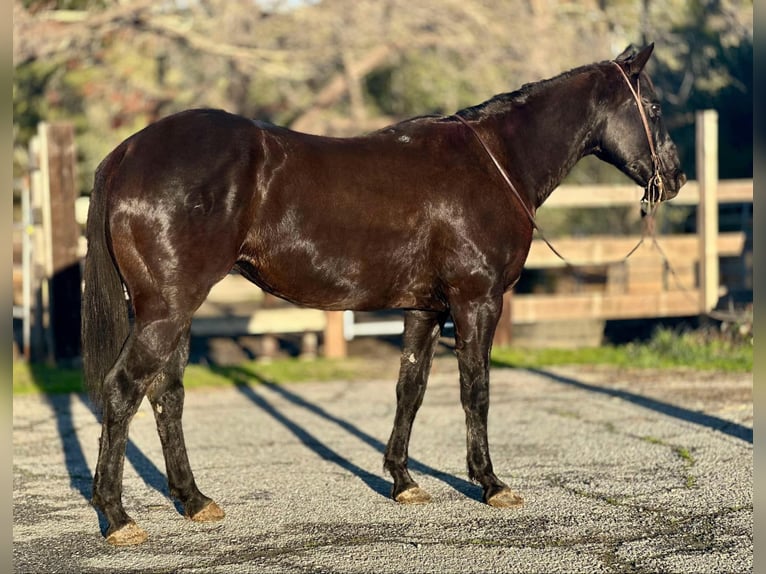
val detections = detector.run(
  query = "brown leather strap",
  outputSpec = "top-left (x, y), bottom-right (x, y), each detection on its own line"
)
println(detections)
top-left (611, 61), bottom-right (666, 210)
top-left (453, 113), bottom-right (649, 272)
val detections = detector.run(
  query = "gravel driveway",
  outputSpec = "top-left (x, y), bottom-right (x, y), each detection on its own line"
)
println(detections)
top-left (13, 363), bottom-right (752, 573)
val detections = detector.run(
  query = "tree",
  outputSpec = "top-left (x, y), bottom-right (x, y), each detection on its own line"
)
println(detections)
top-left (13, 0), bottom-right (753, 202)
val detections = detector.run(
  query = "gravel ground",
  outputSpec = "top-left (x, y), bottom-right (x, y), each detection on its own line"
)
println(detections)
top-left (13, 362), bottom-right (752, 573)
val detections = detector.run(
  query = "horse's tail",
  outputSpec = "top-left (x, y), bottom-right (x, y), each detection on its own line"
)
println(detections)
top-left (81, 148), bottom-right (131, 409)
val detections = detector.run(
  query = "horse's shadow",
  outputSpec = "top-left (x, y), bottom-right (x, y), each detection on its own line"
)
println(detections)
top-left (31, 349), bottom-right (480, 540)
top-left (214, 363), bottom-right (482, 502)
top-left (28, 375), bottom-right (173, 536)
top-left (519, 365), bottom-right (752, 443)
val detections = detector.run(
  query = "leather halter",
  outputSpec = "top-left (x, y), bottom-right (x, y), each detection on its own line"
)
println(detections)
top-left (610, 61), bottom-right (666, 214)
top-left (453, 59), bottom-right (668, 267)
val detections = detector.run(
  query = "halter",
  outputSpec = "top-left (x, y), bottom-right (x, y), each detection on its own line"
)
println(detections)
top-left (453, 59), bottom-right (670, 269)
top-left (610, 61), bottom-right (666, 214)
top-left (457, 64), bottom-right (744, 322)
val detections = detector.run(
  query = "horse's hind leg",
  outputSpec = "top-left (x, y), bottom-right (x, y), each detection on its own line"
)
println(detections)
top-left (384, 310), bottom-right (444, 503)
top-left (146, 328), bottom-right (224, 523)
top-left (92, 316), bottom-right (190, 545)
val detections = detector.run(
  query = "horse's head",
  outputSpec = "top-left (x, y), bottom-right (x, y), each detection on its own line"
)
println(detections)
top-left (596, 43), bottom-right (686, 209)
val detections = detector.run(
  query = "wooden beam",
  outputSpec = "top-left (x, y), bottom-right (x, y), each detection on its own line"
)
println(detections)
top-left (525, 232), bottom-right (746, 269)
top-left (696, 110), bottom-right (719, 313)
top-left (544, 179), bottom-right (751, 208)
top-left (493, 291), bottom-right (513, 347)
top-left (323, 311), bottom-right (347, 358)
top-left (664, 179), bottom-right (752, 205)
top-left (38, 123), bottom-right (82, 362)
top-left (191, 307), bottom-right (326, 337)
top-left (511, 291), bottom-right (701, 323)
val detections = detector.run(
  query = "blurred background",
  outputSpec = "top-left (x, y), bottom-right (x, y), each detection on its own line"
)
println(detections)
top-left (11, 0), bottom-right (753, 367)
top-left (13, 0), bottom-right (753, 187)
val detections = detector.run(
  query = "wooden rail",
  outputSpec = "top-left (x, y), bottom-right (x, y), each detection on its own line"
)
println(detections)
top-left (541, 179), bottom-right (752, 208)
top-left (525, 231), bottom-right (747, 269)
top-left (512, 291), bottom-right (701, 323)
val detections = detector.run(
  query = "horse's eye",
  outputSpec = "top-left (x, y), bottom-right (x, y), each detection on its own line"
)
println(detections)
top-left (650, 104), bottom-right (662, 118)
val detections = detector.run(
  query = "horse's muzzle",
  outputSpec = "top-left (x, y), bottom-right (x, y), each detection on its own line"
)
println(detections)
top-left (640, 169), bottom-right (685, 214)
top-left (665, 169), bottom-right (687, 200)
top-left (644, 169), bottom-right (686, 202)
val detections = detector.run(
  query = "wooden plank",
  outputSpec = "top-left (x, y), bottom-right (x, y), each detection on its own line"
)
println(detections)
top-left (711, 179), bottom-right (753, 204)
top-left (667, 179), bottom-right (752, 206)
top-left (191, 307), bottom-right (327, 337)
top-left (44, 124), bottom-right (80, 274)
top-left (544, 179), bottom-right (751, 208)
top-left (544, 183), bottom-right (644, 208)
top-left (525, 232), bottom-right (745, 269)
top-left (511, 291), bottom-right (701, 323)
top-left (12, 266), bottom-right (23, 303)
top-left (624, 255), bottom-right (672, 294)
top-left (493, 291), bottom-right (513, 347)
top-left (204, 273), bottom-right (264, 304)
top-left (63, 175), bottom-right (743, 215)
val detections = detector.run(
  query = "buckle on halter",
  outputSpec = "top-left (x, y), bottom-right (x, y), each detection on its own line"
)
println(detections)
top-left (640, 172), bottom-right (665, 214)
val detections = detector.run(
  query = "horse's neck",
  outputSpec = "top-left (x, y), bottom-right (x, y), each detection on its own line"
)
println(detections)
top-left (485, 70), bottom-right (603, 209)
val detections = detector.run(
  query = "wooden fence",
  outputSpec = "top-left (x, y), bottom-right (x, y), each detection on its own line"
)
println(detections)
top-left (12, 111), bottom-right (753, 361)
top-left (510, 179), bottom-right (751, 323)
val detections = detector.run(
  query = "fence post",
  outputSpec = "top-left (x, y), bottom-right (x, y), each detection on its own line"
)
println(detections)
top-left (493, 291), bottom-right (513, 347)
top-left (19, 175), bottom-right (34, 360)
top-left (37, 122), bottom-right (82, 363)
top-left (696, 110), bottom-right (719, 313)
top-left (324, 311), bottom-right (347, 358)
top-left (28, 134), bottom-right (49, 362)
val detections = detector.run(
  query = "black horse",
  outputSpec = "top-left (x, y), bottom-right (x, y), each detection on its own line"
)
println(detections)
top-left (82, 44), bottom-right (686, 545)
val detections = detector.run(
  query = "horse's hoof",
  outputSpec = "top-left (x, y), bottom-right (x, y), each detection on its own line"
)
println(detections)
top-left (189, 501), bottom-right (225, 522)
top-left (486, 488), bottom-right (524, 508)
top-left (394, 486), bottom-right (432, 504)
top-left (105, 521), bottom-right (148, 546)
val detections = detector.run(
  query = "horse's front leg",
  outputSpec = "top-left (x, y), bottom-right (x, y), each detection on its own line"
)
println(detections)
top-left (451, 294), bottom-right (524, 508)
top-left (384, 310), bottom-right (445, 503)
top-left (146, 329), bottom-right (224, 524)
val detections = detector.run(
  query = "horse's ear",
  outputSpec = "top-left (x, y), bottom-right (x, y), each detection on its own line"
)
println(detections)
top-left (614, 44), bottom-right (639, 62)
top-left (615, 43), bottom-right (655, 76)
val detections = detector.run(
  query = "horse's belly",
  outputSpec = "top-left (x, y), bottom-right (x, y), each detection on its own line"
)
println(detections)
top-left (236, 240), bottom-right (440, 312)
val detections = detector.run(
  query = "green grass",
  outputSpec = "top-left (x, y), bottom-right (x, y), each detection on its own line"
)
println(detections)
top-left (491, 326), bottom-right (752, 373)
top-left (12, 356), bottom-right (378, 396)
top-left (673, 446), bottom-right (696, 465)
top-left (12, 326), bottom-right (751, 396)
top-left (13, 362), bottom-right (85, 395)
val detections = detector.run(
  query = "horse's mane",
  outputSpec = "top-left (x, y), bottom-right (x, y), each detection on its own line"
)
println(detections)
top-left (455, 61), bottom-right (606, 120)
top-left (370, 60), bottom-right (608, 134)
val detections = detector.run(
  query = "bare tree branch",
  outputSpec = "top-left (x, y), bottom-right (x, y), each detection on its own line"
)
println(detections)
top-left (13, 0), bottom-right (156, 65)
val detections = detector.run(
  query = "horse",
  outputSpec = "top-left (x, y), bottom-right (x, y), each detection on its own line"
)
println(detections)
top-left (81, 43), bottom-right (686, 545)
